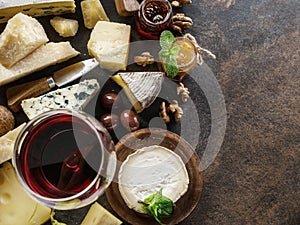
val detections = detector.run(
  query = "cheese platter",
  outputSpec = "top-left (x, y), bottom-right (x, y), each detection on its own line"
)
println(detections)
top-left (0, 0), bottom-right (214, 224)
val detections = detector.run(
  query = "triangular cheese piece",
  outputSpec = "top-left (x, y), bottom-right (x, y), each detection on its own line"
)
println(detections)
top-left (21, 79), bottom-right (100, 120)
top-left (112, 72), bottom-right (164, 113)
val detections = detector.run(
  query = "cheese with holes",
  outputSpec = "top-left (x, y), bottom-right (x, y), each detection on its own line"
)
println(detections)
top-left (0, 123), bottom-right (26, 164)
top-left (81, 0), bottom-right (109, 29)
top-left (0, 42), bottom-right (79, 86)
top-left (118, 145), bottom-right (189, 213)
top-left (81, 202), bottom-right (122, 225)
top-left (0, 162), bottom-right (51, 225)
top-left (0, 13), bottom-right (49, 68)
top-left (112, 72), bottom-right (164, 113)
top-left (21, 79), bottom-right (100, 120)
top-left (0, 0), bottom-right (76, 23)
top-left (50, 16), bottom-right (79, 37)
top-left (87, 21), bottom-right (131, 71)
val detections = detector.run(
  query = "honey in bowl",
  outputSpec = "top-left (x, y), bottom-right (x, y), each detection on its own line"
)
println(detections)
top-left (160, 37), bottom-right (198, 81)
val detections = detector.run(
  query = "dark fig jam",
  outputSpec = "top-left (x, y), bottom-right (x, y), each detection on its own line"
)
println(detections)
top-left (135, 0), bottom-right (172, 39)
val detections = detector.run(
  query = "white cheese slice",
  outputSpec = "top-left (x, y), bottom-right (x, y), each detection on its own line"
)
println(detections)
top-left (0, 162), bottom-right (51, 225)
top-left (81, 202), bottom-right (122, 225)
top-left (21, 79), bottom-right (100, 120)
top-left (0, 123), bottom-right (26, 164)
top-left (0, 13), bottom-right (49, 68)
top-left (87, 21), bottom-right (131, 71)
top-left (118, 145), bottom-right (189, 213)
top-left (0, 42), bottom-right (79, 86)
top-left (0, 0), bottom-right (76, 23)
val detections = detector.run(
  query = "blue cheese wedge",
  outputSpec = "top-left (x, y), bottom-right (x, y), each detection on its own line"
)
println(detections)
top-left (0, 42), bottom-right (79, 86)
top-left (112, 72), bottom-right (164, 113)
top-left (118, 145), bottom-right (189, 213)
top-left (0, 0), bottom-right (76, 23)
top-left (87, 21), bottom-right (131, 71)
top-left (21, 79), bottom-right (100, 120)
top-left (0, 13), bottom-right (49, 68)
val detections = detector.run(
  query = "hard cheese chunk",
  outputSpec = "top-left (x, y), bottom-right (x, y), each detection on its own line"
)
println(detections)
top-left (0, 123), bottom-right (26, 164)
top-left (21, 79), bottom-right (100, 120)
top-left (0, 162), bottom-right (51, 225)
top-left (0, 13), bottom-right (49, 68)
top-left (87, 21), bottom-right (131, 71)
top-left (81, 0), bottom-right (109, 29)
top-left (0, 42), bottom-right (79, 86)
top-left (50, 16), bottom-right (79, 37)
top-left (0, 0), bottom-right (76, 23)
top-left (81, 202), bottom-right (122, 225)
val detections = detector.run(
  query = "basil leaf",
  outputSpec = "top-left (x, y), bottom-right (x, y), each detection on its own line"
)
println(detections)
top-left (160, 30), bottom-right (175, 49)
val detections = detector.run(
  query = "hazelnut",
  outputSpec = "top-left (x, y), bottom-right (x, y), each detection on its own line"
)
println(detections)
top-left (0, 105), bottom-right (15, 136)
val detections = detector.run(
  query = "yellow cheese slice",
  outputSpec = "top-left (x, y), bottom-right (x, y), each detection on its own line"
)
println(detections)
top-left (0, 0), bottom-right (76, 23)
top-left (0, 162), bottom-right (51, 225)
top-left (81, 202), bottom-right (122, 225)
top-left (0, 13), bottom-right (49, 68)
top-left (87, 21), bottom-right (131, 71)
top-left (0, 123), bottom-right (26, 164)
top-left (0, 42), bottom-right (79, 86)
top-left (81, 0), bottom-right (109, 29)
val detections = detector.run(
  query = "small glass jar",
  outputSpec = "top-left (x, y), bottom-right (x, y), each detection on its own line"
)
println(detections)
top-left (135, 0), bottom-right (173, 39)
top-left (159, 37), bottom-right (198, 81)
top-left (13, 109), bottom-right (117, 210)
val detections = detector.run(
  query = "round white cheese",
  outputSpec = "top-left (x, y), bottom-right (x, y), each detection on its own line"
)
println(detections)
top-left (118, 145), bottom-right (189, 213)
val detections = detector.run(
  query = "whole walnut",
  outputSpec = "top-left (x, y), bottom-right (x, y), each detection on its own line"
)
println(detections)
top-left (0, 105), bottom-right (15, 136)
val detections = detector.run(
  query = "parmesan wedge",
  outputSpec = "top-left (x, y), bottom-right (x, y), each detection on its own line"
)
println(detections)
top-left (0, 42), bottom-right (79, 86)
top-left (0, 13), bottom-right (49, 68)
top-left (50, 16), bottom-right (79, 37)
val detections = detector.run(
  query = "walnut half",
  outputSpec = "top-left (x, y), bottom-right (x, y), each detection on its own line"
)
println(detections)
top-left (134, 52), bottom-right (154, 67)
top-left (170, 0), bottom-right (192, 7)
top-left (171, 13), bottom-right (193, 34)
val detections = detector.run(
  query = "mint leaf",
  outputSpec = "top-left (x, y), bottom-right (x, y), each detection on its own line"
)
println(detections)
top-left (164, 57), bottom-right (179, 78)
top-left (170, 46), bottom-right (180, 56)
top-left (160, 30), bottom-right (175, 50)
top-left (139, 189), bottom-right (174, 225)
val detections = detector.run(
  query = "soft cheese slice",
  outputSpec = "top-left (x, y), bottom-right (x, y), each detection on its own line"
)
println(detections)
top-left (81, 202), bottom-right (122, 225)
top-left (0, 0), bottom-right (76, 23)
top-left (0, 42), bottom-right (79, 86)
top-left (21, 79), bottom-right (100, 120)
top-left (112, 72), bottom-right (164, 113)
top-left (87, 21), bottom-right (130, 71)
top-left (0, 13), bottom-right (49, 68)
top-left (0, 123), bottom-right (26, 164)
top-left (81, 0), bottom-right (110, 29)
top-left (0, 162), bottom-right (51, 225)
top-left (118, 145), bottom-right (189, 213)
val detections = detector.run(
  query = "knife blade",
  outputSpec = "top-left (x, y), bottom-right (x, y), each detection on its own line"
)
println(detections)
top-left (6, 58), bottom-right (99, 112)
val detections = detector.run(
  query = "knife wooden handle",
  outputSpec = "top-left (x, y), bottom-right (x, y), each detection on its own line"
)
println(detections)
top-left (6, 77), bottom-right (53, 112)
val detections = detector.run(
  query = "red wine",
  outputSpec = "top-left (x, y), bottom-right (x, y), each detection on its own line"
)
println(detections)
top-left (16, 113), bottom-right (105, 199)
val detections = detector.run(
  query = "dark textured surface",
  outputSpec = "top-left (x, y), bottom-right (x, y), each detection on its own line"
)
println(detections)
top-left (0, 0), bottom-right (299, 224)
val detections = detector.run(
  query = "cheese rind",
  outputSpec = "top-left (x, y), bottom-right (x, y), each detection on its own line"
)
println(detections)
top-left (0, 42), bottom-right (79, 86)
top-left (118, 145), bottom-right (189, 213)
top-left (21, 79), bottom-right (100, 120)
top-left (0, 162), bottom-right (51, 225)
top-left (81, 0), bottom-right (109, 29)
top-left (87, 21), bottom-right (131, 71)
top-left (81, 202), bottom-right (122, 225)
top-left (0, 0), bottom-right (76, 23)
top-left (0, 13), bottom-right (49, 68)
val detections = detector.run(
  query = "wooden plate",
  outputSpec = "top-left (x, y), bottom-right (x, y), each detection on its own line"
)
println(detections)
top-left (105, 128), bottom-right (203, 225)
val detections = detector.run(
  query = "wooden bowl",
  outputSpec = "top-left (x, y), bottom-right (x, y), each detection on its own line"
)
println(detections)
top-left (105, 128), bottom-right (203, 225)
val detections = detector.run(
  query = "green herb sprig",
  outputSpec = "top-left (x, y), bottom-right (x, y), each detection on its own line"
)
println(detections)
top-left (139, 189), bottom-right (174, 225)
top-left (159, 30), bottom-right (180, 78)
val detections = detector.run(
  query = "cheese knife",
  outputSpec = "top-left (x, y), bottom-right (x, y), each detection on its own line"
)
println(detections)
top-left (6, 58), bottom-right (99, 112)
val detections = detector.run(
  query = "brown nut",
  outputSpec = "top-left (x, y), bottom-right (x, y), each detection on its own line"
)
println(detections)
top-left (101, 93), bottom-right (122, 111)
top-left (120, 109), bottom-right (140, 131)
top-left (0, 105), bottom-right (15, 136)
top-left (99, 114), bottom-right (119, 131)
